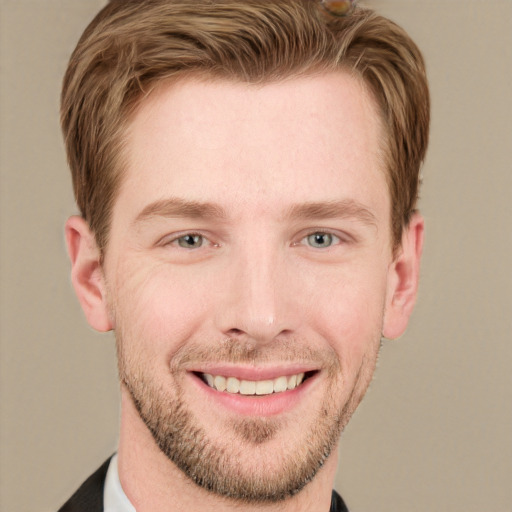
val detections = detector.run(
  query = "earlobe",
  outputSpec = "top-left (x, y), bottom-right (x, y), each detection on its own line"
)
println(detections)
top-left (65, 216), bottom-right (113, 332)
top-left (382, 213), bottom-right (424, 340)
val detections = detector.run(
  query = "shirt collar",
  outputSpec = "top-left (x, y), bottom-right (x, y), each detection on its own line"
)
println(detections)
top-left (104, 453), bottom-right (136, 512)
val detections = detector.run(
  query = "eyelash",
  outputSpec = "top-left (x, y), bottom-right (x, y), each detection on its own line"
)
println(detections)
top-left (162, 232), bottom-right (216, 249)
top-left (160, 229), bottom-right (349, 251)
top-left (292, 229), bottom-right (352, 250)
top-left (301, 231), bottom-right (341, 249)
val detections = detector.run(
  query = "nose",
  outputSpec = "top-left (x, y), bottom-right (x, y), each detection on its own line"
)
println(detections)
top-left (214, 244), bottom-right (297, 345)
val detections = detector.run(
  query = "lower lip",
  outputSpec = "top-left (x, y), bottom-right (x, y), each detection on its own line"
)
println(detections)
top-left (189, 373), bottom-right (318, 417)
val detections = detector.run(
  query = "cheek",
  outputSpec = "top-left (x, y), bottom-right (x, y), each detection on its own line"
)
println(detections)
top-left (302, 264), bottom-right (387, 361)
top-left (111, 259), bottom-right (213, 355)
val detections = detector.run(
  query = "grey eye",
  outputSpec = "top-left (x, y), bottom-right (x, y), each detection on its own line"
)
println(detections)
top-left (306, 232), bottom-right (336, 248)
top-left (177, 234), bottom-right (204, 248)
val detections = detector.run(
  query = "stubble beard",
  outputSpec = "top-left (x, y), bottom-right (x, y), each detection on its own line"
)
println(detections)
top-left (117, 335), bottom-right (380, 504)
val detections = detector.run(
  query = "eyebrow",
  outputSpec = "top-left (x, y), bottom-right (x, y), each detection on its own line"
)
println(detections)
top-left (133, 197), bottom-right (377, 227)
top-left (133, 197), bottom-right (228, 224)
top-left (285, 199), bottom-right (378, 227)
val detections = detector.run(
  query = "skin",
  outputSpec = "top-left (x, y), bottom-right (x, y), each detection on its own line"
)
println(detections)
top-left (66, 71), bottom-right (423, 512)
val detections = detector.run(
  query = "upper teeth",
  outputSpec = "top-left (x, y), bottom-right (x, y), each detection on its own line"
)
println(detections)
top-left (203, 373), bottom-right (306, 395)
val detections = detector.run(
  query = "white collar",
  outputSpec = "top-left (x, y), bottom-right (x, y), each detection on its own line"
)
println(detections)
top-left (104, 454), bottom-right (136, 512)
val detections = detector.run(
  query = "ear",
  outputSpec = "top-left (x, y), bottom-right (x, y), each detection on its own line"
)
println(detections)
top-left (382, 213), bottom-right (424, 340)
top-left (65, 216), bottom-right (113, 332)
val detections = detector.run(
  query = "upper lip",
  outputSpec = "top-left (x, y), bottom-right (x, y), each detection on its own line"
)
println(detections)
top-left (188, 364), bottom-right (320, 381)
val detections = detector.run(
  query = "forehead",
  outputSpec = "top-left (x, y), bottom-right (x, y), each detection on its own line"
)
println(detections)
top-left (117, 72), bottom-right (387, 222)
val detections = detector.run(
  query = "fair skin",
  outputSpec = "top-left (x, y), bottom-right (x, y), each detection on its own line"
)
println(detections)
top-left (66, 72), bottom-right (423, 512)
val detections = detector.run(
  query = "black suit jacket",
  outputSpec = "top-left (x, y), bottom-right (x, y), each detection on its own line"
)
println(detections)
top-left (57, 457), bottom-right (349, 512)
top-left (58, 457), bottom-right (111, 512)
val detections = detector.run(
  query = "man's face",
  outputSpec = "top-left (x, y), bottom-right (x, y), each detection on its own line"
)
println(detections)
top-left (103, 73), bottom-right (397, 501)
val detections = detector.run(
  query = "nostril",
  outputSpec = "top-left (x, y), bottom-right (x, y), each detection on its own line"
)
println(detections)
top-left (227, 328), bottom-right (244, 336)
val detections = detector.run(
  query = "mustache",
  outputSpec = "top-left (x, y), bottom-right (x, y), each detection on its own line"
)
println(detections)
top-left (171, 337), bottom-right (340, 372)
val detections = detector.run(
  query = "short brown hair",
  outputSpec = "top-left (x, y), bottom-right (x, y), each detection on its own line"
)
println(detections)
top-left (61, 0), bottom-right (429, 253)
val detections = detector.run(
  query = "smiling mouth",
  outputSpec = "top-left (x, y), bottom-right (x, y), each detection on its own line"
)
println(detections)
top-left (198, 371), bottom-right (316, 396)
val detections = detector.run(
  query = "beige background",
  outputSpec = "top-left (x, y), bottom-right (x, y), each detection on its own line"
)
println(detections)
top-left (0, 1), bottom-right (510, 511)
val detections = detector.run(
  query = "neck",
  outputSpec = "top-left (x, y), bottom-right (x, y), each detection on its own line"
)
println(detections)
top-left (117, 391), bottom-right (338, 512)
